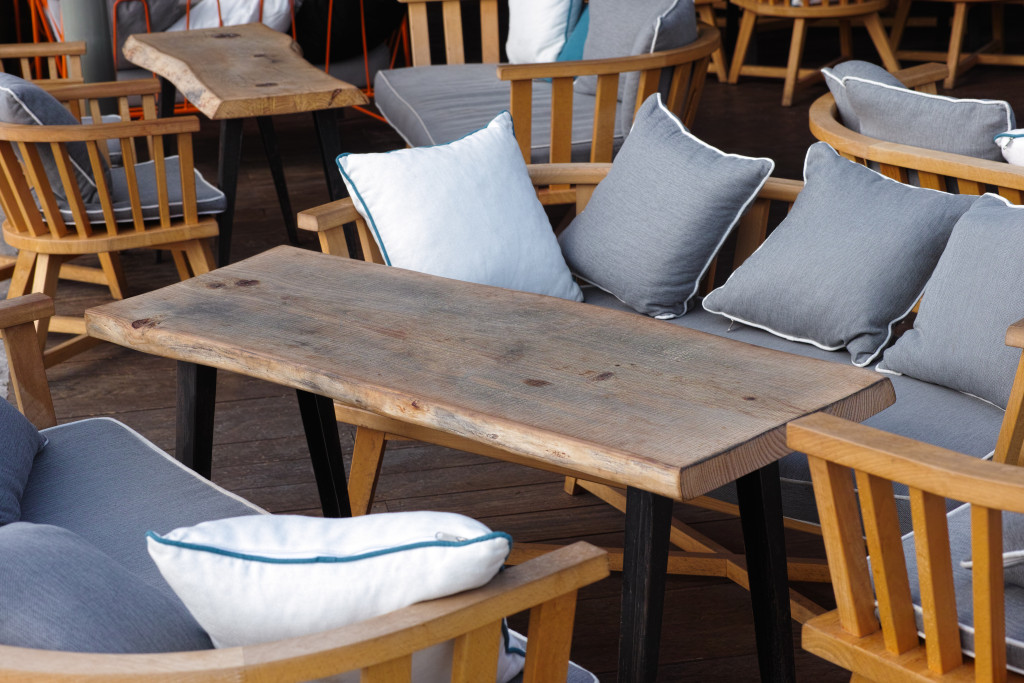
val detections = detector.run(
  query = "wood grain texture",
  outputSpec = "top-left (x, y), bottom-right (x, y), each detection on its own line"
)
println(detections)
top-left (123, 23), bottom-right (367, 119)
top-left (87, 246), bottom-right (893, 501)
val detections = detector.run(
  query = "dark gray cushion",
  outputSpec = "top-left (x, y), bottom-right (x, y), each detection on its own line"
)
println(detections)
top-left (702, 142), bottom-right (977, 367)
top-left (558, 95), bottom-right (773, 318)
top-left (0, 397), bottom-right (47, 525)
top-left (20, 418), bottom-right (262, 590)
top-left (585, 288), bottom-right (1006, 527)
top-left (879, 194), bottom-right (1024, 409)
top-left (575, 0), bottom-right (698, 134)
top-left (0, 522), bottom-right (212, 652)
top-left (0, 73), bottom-right (105, 204)
top-left (374, 64), bottom-right (624, 163)
top-left (57, 155), bottom-right (226, 225)
top-left (821, 60), bottom-right (906, 134)
top-left (845, 77), bottom-right (1016, 161)
top-left (904, 504), bottom-right (1024, 675)
top-left (109, 0), bottom-right (188, 70)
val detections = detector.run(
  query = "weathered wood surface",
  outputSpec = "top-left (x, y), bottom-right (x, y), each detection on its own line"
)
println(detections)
top-left (86, 246), bottom-right (894, 501)
top-left (122, 23), bottom-right (368, 119)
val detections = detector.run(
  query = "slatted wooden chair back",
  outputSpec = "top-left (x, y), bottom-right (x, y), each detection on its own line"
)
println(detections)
top-left (400, 0), bottom-right (501, 66)
top-left (0, 41), bottom-right (86, 84)
top-left (790, 413), bottom-right (1024, 681)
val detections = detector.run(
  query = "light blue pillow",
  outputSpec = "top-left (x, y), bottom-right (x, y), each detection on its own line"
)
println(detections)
top-left (557, 6), bottom-right (589, 62)
top-left (337, 111), bottom-right (583, 302)
top-left (558, 94), bottom-right (774, 318)
top-left (506, 0), bottom-right (585, 63)
top-left (0, 522), bottom-right (212, 652)
top-left (0, 397), bottom-right (47, 525)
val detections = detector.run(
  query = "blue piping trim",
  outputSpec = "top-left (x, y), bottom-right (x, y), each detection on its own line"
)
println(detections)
top-left (146, 529), bottom-right (514, 565)
top-left (995, 132), bottom-right (1024, 140)
top-left (502, 621), bottom-right (527, 657)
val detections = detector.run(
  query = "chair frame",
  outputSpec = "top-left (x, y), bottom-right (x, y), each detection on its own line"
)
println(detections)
top-left (0, 40), bottom-right (86, 85)
top-left (394, 0), bottom-right (721, 163)
top-left (0, 292), bottom-right (610, 682)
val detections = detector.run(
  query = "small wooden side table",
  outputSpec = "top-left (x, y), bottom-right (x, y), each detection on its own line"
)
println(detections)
top-left (123, 23), bottom-right (368, 265)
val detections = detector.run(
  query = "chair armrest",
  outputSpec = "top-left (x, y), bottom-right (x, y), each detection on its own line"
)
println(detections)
top-left (0, 542), bottom-right (609, 681)
top-left (41, 79), bottom-right (162, 101)
top-left (0, 41), bottom-right (87, 59)
top-left (526, 163), bottom-right (612, 185)
top-left (0, 116), bottom-right (200, 142)
top-left (893, 62), bottom-right (948, 91)
top-left (1007, 318), bottom-right (1024, 349)
top-left (297, 198), bottom-right (362, 233)
top-left (0, 294), bottom-right (56, 428)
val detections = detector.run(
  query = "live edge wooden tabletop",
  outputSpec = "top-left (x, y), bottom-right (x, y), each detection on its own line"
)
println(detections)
top-left (85, 246), bottom-right (895, 501)
top-left (122, 22), bottom-right (368, 120)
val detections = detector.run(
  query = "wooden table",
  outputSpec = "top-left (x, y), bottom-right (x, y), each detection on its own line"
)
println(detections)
top-left (123, 23), bottom-right (367, 265)
top-left (85, 246), bottom-right (895, 682)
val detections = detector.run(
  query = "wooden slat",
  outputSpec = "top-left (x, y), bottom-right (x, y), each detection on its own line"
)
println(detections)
top-left (635, 69), bottom-right (662, 114)
top-left (85, 141), bottom-right (119, 234)
top-left (362, 655), bottom-right (412, 682)
top-left (152, 134), bottom-right (172, 228)
top-left (878, 163), bottom-right (909, 184)
top-left (50, 143), bottom-right (92, 238)
top-left (807, 456), bottom-right (878, 637)
top-left (0, 142), bottom-right (45, 236)
top-left (509, 80), bottom-right (533, 163)
top-left (18, 142), bottom-right (69, 238)
top-left (908, 487), bottom-right (962, 674)
top-left (549, 78), bottom-right (574, 165)
top-left (178, 134), bottom-right (200, 225)
top-left (854, 470), bottom-right (918, 654)
top-left (590, 74), bottom-right (619, 163)
top-left (441, 0), bottom-right (465, 65)
top-left (408, 2), bottom-right (432, 65)
top-left (118, 136), bottom-right (146, 232)
top-left (996, 354), bottom-right (1024, 466)
top-left (971, 504), bottom-right (1006, 682)
top-left (348, 427), bottom-right (388, 515)
top-left (916, 171), bottom-right (945, 191)
top-left (450, 621), bottom-right (501, 683)
top-left (522, 592), bottom-right (577, 683)
top-left (664, 63), bottom-right (692, 119)
top-left (999, 187), bottom-right (1024, 204)
top-left (479, 0), bottom-right (500, 63)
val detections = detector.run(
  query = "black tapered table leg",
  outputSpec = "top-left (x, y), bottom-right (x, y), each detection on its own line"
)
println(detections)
top-left (295, 390), bottom-right (352, 518)
top-left (158, 76), bottom-right (177, 155)
top-left (216, 118), bottom-right (244, 266)
top-left (737, 461), bottom-right (796, 682)
top-left (255, 116), bottom-right (300, 246)
top-left (312, 108), bottom-right (346, 201)
top-left (175, 361), bottom-right (217, 479)
top-left (619, 486), bottom-right (673, 683)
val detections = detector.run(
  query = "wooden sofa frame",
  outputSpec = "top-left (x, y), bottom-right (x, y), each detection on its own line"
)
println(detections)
top-left (0, 292), bottom-right (610, 682)
top-left (392, 0), bottom-right (721, 163)
top-left (808, 62), bottom-right (1024, 202)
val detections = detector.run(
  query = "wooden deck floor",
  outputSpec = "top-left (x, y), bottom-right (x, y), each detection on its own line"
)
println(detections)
top-left (25, 31), bottom-right (1024, 681)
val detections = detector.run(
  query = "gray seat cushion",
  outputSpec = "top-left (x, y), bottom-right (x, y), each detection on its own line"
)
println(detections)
top-left (56, 155), bottom-right (227, 225)
top-left (0, 397), bottom-right (47, 524)
top-left (584, 288), bottom-right (1005, 528)
top-left (19, 418), bottom-right (263, 592)
top-left (373, 63), bottom-right (625, 163)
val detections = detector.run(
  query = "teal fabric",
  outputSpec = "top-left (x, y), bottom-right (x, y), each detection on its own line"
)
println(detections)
top-left (557, 6), bottom-right (589, 61)
top-left (0, 397), bottom-right (46, 525)
top-left (0, 522), bottom-right (212, 652)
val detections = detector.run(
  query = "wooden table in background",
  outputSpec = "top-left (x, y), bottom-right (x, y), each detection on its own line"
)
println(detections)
top-left (85, 246), bottom-right (895, 683)
top-left (123, 23), bottom-right (367, 265)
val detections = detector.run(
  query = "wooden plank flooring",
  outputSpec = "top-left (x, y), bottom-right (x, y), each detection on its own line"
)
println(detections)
top-left (23, 37), bottom-right (1024, 680)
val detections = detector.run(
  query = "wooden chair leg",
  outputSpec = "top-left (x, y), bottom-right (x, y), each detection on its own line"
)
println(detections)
top-left (991, 2), bottom-right (1004, 53)
top-left (183, 240), bottom-right (215, 277)
top-left (521, 592), bottom-right (578, 683)
top-left (728, 10), bottom-right (757, 84)
top-left (98, 251), bottom-right (127, 300)
top-left (863, 13), bottom-right (900, 72)
top-left (782, 18), bottom-right (808, 106)
top-left (889, 0), bottom-right (912, 50)
top-left (945, 2), bottom-right (969, 89)
top-left (0, 255), bottom-right (15, 282)
top-left (348, 426), bottom-right (388, 516)
top-left (698, 3), bottom-right (729, 82)
top-left (564, 476), bottom-right (582, 495)
top-left (838, 19), bottom-right (854, 59)
top-left (8, 250), bottom-right (35, 299)
top-left (171, 250), bottom-right (192, 280)
top-left (30, 253), bottom-right (64, 348)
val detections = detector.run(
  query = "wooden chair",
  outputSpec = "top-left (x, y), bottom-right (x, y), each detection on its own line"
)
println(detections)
top-left (727, 0), bottom-right (900, 106)
top-left (695, 0), bottom-right (731, 82)
top-left (386, 0), bottom-right (720, 163)
top-left (889, 0), bottom-right (1024, 89)
top-left (809, 62), bottom-right (1024, 203)
top-left (0, 80), bottom-right (219, 366)
top-left (0, 41), bottom-right (86, 84)
top-left (788, 314), bottom-right (1024, 680)
top-left (0, 293), bottom-right (610, 683)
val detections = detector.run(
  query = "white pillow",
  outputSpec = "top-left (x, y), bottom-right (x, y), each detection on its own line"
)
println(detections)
top-left (147, 512), bottom-right (513, 648)
top-left (506, 0), bottom-right (585, 63)
top-left (337, 111), bottom-right (583, 302)
top-left (995, 130), bottom-right (1024, 166)
top-left (166, 0), bottom-right (294, 32)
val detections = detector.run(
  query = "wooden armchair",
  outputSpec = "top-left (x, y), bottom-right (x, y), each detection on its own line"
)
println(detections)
top-left (0, 79), bottom-right (219, 366)
top-left (789, 312), bottom-right (1024, 681)
top-left (0, 293), bottom-right (610, 682)
top-left (809, 62), bottom-right (1024, 202)
top-left (380, 0), bottom-right (720, 163)
top-left (727, 0), bottom-right (900, 106)
top-left (0, 41), bottom-right (86, 84)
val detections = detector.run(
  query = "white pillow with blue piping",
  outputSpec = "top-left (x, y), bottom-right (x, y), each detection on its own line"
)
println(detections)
top-left (506, 0), bottom-right (585, 63)
top-left (337, 111), bottom-right (583, 302)
top-left (148, 511), bottom-right (523, 681)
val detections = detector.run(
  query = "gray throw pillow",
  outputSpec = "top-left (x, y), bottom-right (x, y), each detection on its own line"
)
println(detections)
top-left (558, 94), bottom-right (773, 318)
top-left (0, 73), bottom-right (105, 204)
top-left (0, 522), bottom-right (212, 652)
top-left (878, 194), bottom-right (1024, 408)
top-left (0, 397), bottom-right (47, 525)
top-left (845, 77), bottom-right (1015, 161)
top-left (821, 61), bottom-right (905, 134)
top-left (702, 142), bottom-right (977, 366)
top-left (574, 0), bottom-right (697, 133)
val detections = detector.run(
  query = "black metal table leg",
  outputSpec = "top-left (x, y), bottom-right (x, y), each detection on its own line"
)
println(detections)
top-left (158, 76), bottom-right (177, 155)
top-left (312, 108), bottom-right (346, 201)
top-left (737, 461), bottom-right (796, 682)
top-left (216, 118), bottom-right (244, 267)
top-left (295, 389), bottom-right (352, 518)
top-left (619, 486), bottom-right (673, 683)
top-left (256, 116), bottom-right (300, 246)
top-left (175, 361), bottom-right (217, 479)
